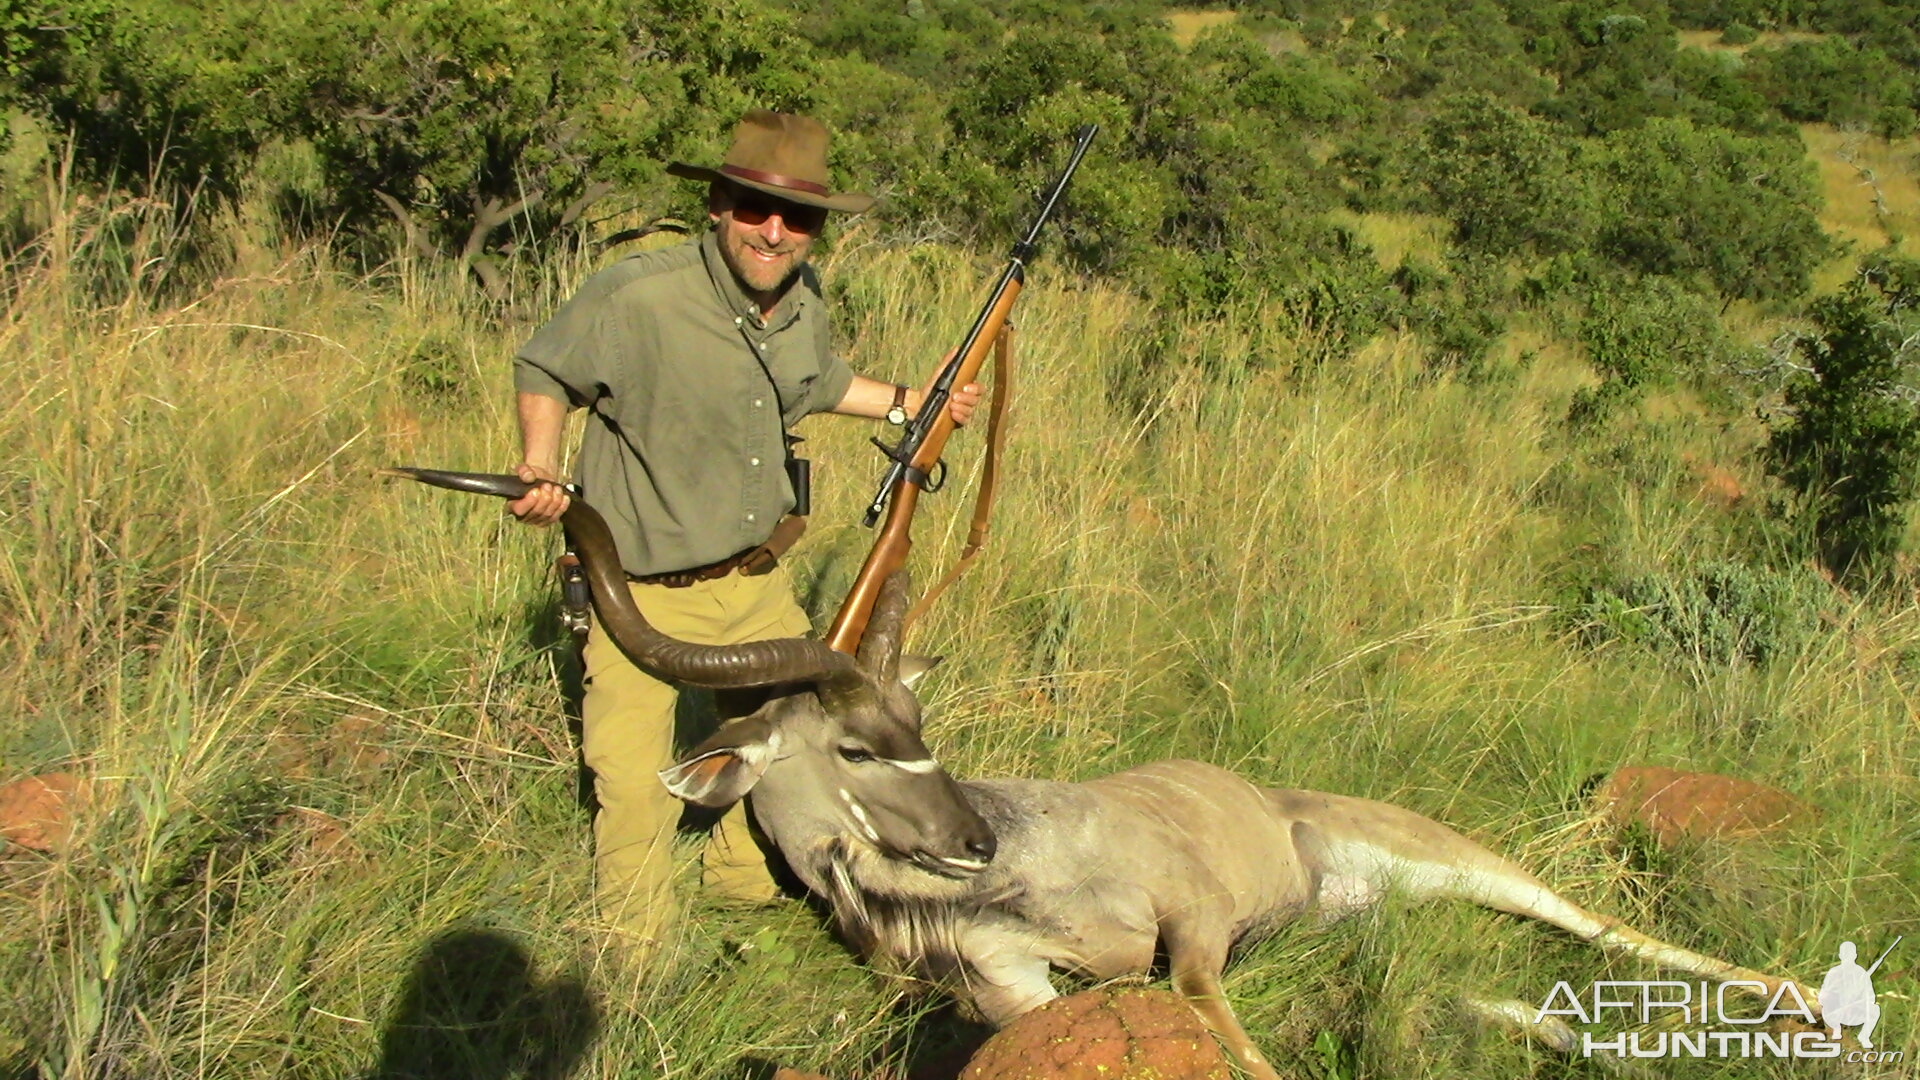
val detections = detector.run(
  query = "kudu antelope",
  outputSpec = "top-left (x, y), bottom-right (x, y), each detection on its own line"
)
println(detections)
top-left (390, 471), bottom-right (1818, 1077)
top-left (659, 615), bottom-right (1821, 1076)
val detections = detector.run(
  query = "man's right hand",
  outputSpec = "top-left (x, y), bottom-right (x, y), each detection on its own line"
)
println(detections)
top-left (508, 463), bottom-right (570, 525)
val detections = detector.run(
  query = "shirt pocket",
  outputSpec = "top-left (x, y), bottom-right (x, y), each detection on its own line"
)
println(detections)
top-left (765, 323), bottom-right (824, 426)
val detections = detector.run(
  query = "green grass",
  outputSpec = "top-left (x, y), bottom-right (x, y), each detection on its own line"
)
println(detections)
top-left (2, 183), bottom-right (1915, 1080)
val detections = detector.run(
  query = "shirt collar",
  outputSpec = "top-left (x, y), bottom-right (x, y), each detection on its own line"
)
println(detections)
top-left (700, 230), bottom-right (808, 331)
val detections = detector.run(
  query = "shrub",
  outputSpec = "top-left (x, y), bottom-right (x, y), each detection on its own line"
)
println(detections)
top-left (1564, 559), bottom-right (1826, 672)
top-left (1766, 258), bottom-right (1920, 582)
top-left (1879, 104), bottom-right (1919, 142)
top-left (1588, 117), bottom-right (1828, 305)
top-left (1565, 275), bottom-right (1726, 429)
top-left (1413, 93), bottom-right (1595, 259)
top-left (1720, 22), bottom-right (1758, 46)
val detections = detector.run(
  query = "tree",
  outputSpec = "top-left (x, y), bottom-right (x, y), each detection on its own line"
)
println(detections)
top-left (292, 0), bottom-right (819, 292)
top-left (1767, 258), bottom-right (1920, 581)
top-left (5, 0), bottom-right (822, 293)
top-left (1414, 93), bottom-right (1595, 258)
top-left (1589, 117), bottom-right (1827, 305)
top-left (4, 0), bottom-right (295, 201)
top-left (1743, 38), bottom-right (1913, 129)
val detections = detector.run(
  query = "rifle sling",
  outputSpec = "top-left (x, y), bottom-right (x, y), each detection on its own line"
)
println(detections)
top-left (905, 324), bottom-right (1014, 633)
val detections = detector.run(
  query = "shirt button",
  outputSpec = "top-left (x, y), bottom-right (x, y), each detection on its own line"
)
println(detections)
top-left (745, 513), bottom-right (757, 523)
top-left (734, 317), bottom-right (743, 326)
top-left (753, 398), bottom-right (764, 408)
top-left (749, 457), bottom-right (761, 466)
top-left (756, 342), bottom-right (766, 350)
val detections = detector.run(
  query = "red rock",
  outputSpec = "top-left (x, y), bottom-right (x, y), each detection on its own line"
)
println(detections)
top-left (962, 987), bottom-right (1232, 1080)
top-left (0, 772), bottom-right (89, 852)
top-left (1591, 767), bottom-right (1807, 846)
top-left (1686, 458), bottom-right (1747, 509)
top-left (278, 806), bottom-right (360, 867)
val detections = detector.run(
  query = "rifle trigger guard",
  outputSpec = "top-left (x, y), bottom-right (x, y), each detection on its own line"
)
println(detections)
top-left (910, 459), bottom-right (947, 493)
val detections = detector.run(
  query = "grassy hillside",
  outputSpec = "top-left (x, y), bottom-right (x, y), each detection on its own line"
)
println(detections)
top-left (2, 140), bottom-right (1915, 1080)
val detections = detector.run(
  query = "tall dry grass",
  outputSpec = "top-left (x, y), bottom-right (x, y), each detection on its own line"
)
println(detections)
top-left (1, 180), bottom-right (1914, 1079)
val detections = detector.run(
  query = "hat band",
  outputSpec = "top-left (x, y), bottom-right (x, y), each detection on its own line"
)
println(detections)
top-left (719, 164), bottom-right (830, 198)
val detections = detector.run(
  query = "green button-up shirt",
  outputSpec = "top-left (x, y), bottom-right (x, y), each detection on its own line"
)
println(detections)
top-left (514, 231), bottom-right (854, 577)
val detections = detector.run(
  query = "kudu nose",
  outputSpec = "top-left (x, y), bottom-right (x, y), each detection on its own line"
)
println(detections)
top-left (967, 832), bottom-right (997, 862)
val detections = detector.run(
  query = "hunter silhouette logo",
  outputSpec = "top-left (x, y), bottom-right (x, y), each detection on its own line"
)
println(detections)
top-left (1534, 935), bottom-right (1904, 1063)
top-left (1821, 937), bottom-right (1899, 1050)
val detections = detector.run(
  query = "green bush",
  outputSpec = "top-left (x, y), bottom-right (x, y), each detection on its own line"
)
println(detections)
top-left (1766, 257), bottom-right (1920, 582)
top-left (1588, 117), bottom-right (1828, 305)
top-left (1565, 558), bottom-right (1827, 671)
top-left (1743, 38), bottom-right (1914, 129)
top-left (1581, 275), bottom-right (1726, 388)
top-left (1413, 93), bottom-right (1595, 259)
top-left (1879, 104), bottom-right (1919, 142)
top-left (1719, 22), bottom-right (1758, 45)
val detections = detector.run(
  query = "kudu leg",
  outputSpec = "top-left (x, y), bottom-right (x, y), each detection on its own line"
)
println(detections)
top-left (967, 951), bottom-right (1059, 1026)
top-left (1458, 997), bottom-right (1662, 1078)
top-left (1163, 920), bottom-right (1285, 1080)
top-left (1292, 801), bottom-right (1814, 1013)
top-left (1432, 858), bottom-right (1815, 1010)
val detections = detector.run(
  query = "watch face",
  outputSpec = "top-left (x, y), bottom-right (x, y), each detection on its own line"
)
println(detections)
top-left (887, 405), bottom-right (908, 425)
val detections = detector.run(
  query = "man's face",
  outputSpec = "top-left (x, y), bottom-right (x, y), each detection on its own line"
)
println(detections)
top-left (711, 183), bottom-right (827, 300)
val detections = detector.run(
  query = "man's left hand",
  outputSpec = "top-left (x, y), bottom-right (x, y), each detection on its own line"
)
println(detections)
top-left (941, 381), bottom-right (984, 426)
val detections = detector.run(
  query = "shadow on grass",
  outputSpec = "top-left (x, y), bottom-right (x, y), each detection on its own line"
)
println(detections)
top-left (738, 998), bottom-right (992, 1080)
top-left (365, 926), bottom-right (598, 1080)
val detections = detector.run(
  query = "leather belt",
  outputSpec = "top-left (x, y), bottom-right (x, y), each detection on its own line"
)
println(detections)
top-left (626, 514), bottom-right (806, 589)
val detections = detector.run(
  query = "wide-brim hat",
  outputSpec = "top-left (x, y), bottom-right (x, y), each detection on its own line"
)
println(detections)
top-left (667, 110), bottom-right (875, 215)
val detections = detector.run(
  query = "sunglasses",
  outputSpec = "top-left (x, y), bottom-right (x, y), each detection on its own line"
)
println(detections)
top-left (726, 187), bottom-right (828, 234)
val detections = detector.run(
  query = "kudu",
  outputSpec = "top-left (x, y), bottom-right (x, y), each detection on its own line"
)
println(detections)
top-left (390, 470), bottom-right (1817, 1077)
top-left (670, 687), bottom-right (1821, 1078)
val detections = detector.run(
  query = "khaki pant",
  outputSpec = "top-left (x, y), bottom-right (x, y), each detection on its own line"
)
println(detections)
top-left (580, 565), bottom-right (810, 947)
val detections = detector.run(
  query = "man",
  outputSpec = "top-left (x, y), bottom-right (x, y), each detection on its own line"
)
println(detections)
top-left (505, 110), bottom-right (980, 953)
top-left (1819, 940), bottom-right (1883, 1048)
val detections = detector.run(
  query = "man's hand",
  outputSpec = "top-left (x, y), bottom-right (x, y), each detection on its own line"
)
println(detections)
top-left (908, 380), bottom-right (983, 426)
top-left (508, 463), bottom-right (570, 525)
top-left (942, 381), bottom-right (984, 426)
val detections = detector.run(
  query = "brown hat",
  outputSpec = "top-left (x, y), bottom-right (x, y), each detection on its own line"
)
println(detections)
top-left (667, 110), bottom-right (875, 214)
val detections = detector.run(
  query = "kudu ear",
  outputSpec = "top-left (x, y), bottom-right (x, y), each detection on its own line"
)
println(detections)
top-left (898, 654), bottom-right (943, 689)
top-left (658, 718), bottom-right (783, 809)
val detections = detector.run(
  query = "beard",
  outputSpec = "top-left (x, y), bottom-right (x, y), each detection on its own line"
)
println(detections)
top-left (720, 226), bottom-right (812, 298)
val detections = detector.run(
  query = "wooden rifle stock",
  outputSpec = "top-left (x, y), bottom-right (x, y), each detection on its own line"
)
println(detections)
top-left (824, 123), bottom-right (1096, 655)
top-left (824, 283), bottom-right (1021, 653)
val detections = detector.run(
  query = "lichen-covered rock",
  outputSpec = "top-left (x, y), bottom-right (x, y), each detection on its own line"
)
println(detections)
top-left (961, 987), bottom-right (1231, 1080)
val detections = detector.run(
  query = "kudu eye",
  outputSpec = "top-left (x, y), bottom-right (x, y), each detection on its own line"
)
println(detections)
top-left (837, 745), bottom-right (875, 764)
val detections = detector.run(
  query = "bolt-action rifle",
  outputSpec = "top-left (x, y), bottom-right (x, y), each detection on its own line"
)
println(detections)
top-left (824, 124), bottom-right (1096, 654)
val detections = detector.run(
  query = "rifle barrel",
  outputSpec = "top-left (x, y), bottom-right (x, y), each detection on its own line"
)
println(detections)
top-left (860, 124), bottom-right (1097, 528)
top-left (1866, 935), bottom-right (1902, 976)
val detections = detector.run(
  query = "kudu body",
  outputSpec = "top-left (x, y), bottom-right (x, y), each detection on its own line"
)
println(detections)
top-left (390, 471), bottom-right (1816, 1078)
top-left (672, 725), bottom-right (1819, 1078)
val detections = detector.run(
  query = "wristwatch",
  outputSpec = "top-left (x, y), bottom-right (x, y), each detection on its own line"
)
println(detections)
top-left (885, 384), bottom-right (910, 426)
